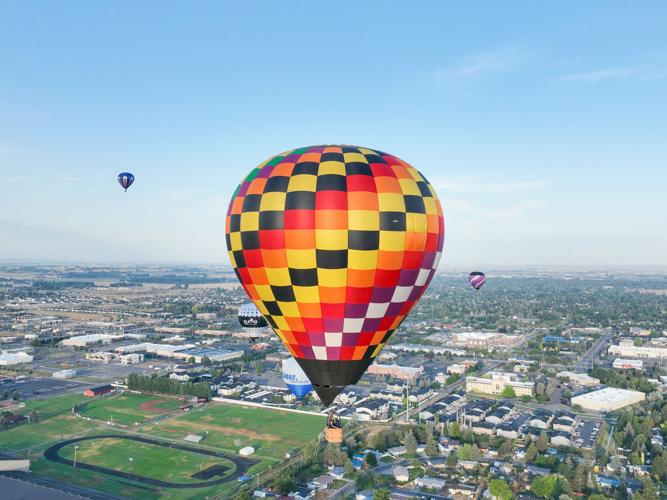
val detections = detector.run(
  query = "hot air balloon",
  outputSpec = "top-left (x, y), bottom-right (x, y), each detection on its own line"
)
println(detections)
top-left (238, 302), bottom-right (268, 331)
top-left (226, 145), bottom-right (444, 407)
top-left (282, 356), bottom-right (313, 399)
top-left (468, 271), bottom-right (486, 290)
top-left (117, 172), bottom-right (135, 191)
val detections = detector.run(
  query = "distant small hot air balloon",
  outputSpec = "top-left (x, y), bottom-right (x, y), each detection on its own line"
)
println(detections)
top-left (282, 357), bottom-right (313, 399)
top-left (468, 271), bottom-right (486, 290)
top-left (117, 172), bottom-right (135, 191)
top-left (238, 303), bottom-right (268, 338)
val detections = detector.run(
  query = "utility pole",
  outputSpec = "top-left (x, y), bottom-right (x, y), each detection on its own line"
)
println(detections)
top-left (73, 445), bottom-right (79, 468)
top-left (405, 383), bottom-right (410, 423)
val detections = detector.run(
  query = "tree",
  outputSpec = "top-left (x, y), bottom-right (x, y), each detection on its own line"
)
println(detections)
top-left (324, 443), bottom-right (346, 466)
top-left (447, 452), bottom-right (458, 467)
top-left (11, 390), bottom-right (19, 401)
top-left (488, 479), bottom-right (515, 500)
top-left (531, 475), bottom-right (561, 499)
top-left (526, 442), bottom-right (539, 462)
top-left (373, 490), bottom-right (390, 500)
top-left (633, 476), bottom-right (658, 500)
top-left (233, 488), bottom-right (253, 500)
top-left (404, 429), bottom-right (417, 456)
top-left (502, 386), bottom-right (516, 398)
top-left (652, 452), bottom-right (667, 481)
top-left (272, 469), bottom-right (296, 495)
top-left (365, 451), bottom-right (378, 467)
top-left (425, 432), bottom-right (439, 456)
top-left (29, 409), bottom-right (38, 423)
top-left (344, 457), bottom-right (354, 475)
top-left (538, 431), bottom-right (549, 452)
top-left (449, 421), bottom-right (461, 439)
top-left (498, 441), bottom-right (513, 460)
top-left (571, 463), bottom-right (589, 492)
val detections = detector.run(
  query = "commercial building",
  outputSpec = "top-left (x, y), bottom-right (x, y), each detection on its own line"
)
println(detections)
top-left (465, 372), bottom-right (534, 397)
top-left (119, 353), bottom-right (144, 364)
top-left (570, 387), bottom-right (645, 412)
top-left (52, 369), bottom-right (77, 379)
top-left (62, 334), bottom-right (114, 347)
top-left (114, 343), bottom-right (242, 363)
top-left (612, 358), bottom-right (644, 370)
top-left (86, 351), bottom-right (116, 363)
top-left (83, 384), bottom-right (115, 397)
top-left (366, 363), bottom-right (423, 382)
top-left (557, 371), bottom-right (600, 386)
top-left (0, 351), bottom-right (33, 366)
top-left (608, 339), bottom-right (667, 360)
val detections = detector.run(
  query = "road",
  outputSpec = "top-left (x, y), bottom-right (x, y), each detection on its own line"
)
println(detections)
top-left (575, 330), bottom-right (614, 370)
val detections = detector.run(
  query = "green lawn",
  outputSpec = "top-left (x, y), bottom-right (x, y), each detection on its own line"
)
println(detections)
top-left (77, 393), bottom-right (183, 425)
top-left (58, 437), bottom-right (237, 484)
top-left (144, 403), bottom-right (325, 460)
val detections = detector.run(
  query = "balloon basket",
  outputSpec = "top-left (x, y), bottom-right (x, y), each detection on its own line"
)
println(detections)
top-left (325, 427), bottom-right (343, 444)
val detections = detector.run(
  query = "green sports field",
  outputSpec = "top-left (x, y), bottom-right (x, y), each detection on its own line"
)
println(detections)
top-left (77, 392), bottom-right (184, 425)
top-left (58, 437), bottom-right (237, 484)
top-left (0, 391), bottom-right (325, 499)
top-left (144, 402), bottom-right (326, 462)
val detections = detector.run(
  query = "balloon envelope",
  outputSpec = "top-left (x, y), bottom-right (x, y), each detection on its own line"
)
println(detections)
top-left (468, 271), bottom-right (486, 290)
top-left (282, 357), bottom-right (313, 399)
top-left (238, 302), bottom-right (268, 330)
top-left (118, 172), bottom-right (135, 191)
top-left (226, 145), bottom-right (445, 406)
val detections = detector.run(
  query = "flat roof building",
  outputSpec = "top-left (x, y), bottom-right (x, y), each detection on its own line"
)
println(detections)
top-left (466, 372), bottom-right (534, 397)
top-left (571, 387), bottom-right (645, 412)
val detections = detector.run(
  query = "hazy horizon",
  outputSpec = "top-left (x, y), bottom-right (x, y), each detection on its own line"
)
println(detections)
top-left (2, 2), bottom-right (666, 267)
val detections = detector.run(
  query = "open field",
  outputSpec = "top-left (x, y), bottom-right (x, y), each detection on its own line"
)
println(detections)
top-left (55, 436), bottom-right (242, 485)
top-left (144, 402), bottom-right (326, 462)
top-left (77, 392), bottom-right (184, 425)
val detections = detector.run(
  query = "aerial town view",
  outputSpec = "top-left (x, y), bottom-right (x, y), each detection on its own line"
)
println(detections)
top-left (1, 2), bottom-right (666, 500)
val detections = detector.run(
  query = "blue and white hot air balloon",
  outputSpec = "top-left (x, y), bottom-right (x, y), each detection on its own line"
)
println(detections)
top-left (282, 357), bottom-right (313, 399)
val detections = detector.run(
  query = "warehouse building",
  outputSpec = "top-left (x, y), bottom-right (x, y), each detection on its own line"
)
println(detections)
top-left (571, 387), bottom-right (645, 412)
top-left (466, 372), bottom-right (534, 397)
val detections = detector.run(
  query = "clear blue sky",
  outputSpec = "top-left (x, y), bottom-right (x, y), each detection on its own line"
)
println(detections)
top-left (1, 2), bottom-right (666, 267)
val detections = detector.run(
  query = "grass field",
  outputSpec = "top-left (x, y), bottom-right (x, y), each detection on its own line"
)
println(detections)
top-left (145, 403), bottom-right (325, 461)
top-left (77, 392), bottom-right (183, 425)
top-left (0, 392), bottom-right (325, 499)
top-left (58, 437), bottom-right (236, 484)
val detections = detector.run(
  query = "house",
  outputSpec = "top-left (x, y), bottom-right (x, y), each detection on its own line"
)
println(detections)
top-left (356, 399), bottom-right (389, 420)
top-left (83, 384), bottom-right (115, 397)
top-left (427, 456), bottom-right (448, 469)
top-left (290, 487), bottom-right (315, 499)
top-left (459, 460), bottom-right (479, 470)
top-left (596, 475), bottom-right (621, 488)
top-left (356, 491), bottom-right (374, 500)
top-left (388, 445), bottom-right (407, 457)
top-left (415, 476), bottom-right (446, 490)
top-left (308, 474), bottom-right (334, 491)
top-left (529, 411), bottom-right (554, 430)
top-left (527, 465), bottom-right (551, 476)
top-left (472, 422), bottom-right (496, 436)
top-left (393, 465), bottom-right (409, 482)
top-left (552, 413), bottom-right (576, 432)
top-left (328, 466), bottom-right (345, 480)
top-left (447, 484), bottom-right (477, 497)
top-left (550, 432), bottom-right (572, 447)
top-left (486, 408), bottom-right (511, 425)
top-left (337, 391), bottom-right (357, 405)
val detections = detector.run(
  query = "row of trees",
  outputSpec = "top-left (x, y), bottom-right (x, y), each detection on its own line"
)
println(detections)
top-left (126, 373), bottom-right (211, 398)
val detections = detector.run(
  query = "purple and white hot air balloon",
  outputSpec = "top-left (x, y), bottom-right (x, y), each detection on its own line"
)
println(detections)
top-left (468, 271), bottom-right (486, 291)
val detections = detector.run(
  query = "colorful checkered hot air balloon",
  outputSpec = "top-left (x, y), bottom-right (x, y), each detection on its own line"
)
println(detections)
top-left (226, 145), bottom-right (445, 406)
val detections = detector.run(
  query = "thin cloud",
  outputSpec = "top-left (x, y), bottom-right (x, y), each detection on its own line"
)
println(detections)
top-left (560, 67), bottom-right (635, 82)
top-left (432, 47), bottom-right (528, 80)
top-left (432, 176), bottom-right (549, 195)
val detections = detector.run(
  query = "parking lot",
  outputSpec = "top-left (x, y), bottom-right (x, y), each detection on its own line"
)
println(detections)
top-left (0, 377), bottom-right (92, 399)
